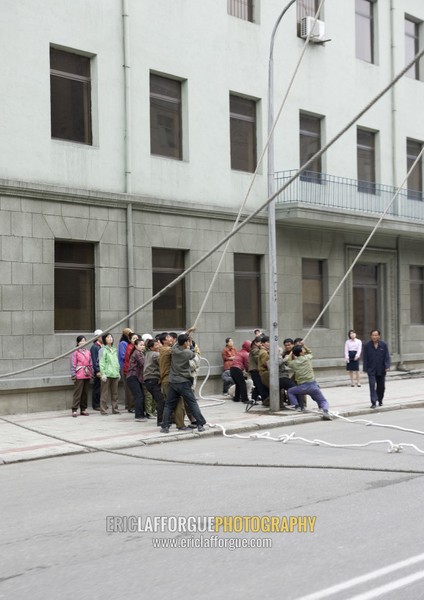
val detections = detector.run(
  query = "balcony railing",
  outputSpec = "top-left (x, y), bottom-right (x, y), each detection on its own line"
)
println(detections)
top-left (274, 170), bottom-right (424, 222)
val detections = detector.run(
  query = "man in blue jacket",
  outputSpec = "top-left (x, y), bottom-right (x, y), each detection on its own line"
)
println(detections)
top-left (362, 330), bottom-right (390, 408)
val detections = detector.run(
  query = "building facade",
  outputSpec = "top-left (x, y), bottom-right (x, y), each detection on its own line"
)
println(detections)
top-left (1, 0), bottom-right (424, 411)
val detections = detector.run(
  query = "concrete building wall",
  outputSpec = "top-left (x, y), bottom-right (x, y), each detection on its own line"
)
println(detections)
top-left (1, 0), bottom-right (424, 412)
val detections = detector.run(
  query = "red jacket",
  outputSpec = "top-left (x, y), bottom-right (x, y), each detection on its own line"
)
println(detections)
top-left (221, 346), bottom-right (237, 370)
top-left (232, 341), bottom-right (251, 372)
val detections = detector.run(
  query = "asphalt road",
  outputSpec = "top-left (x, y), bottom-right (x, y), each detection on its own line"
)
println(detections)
top-left (2, 408), bottom-right (424, 600)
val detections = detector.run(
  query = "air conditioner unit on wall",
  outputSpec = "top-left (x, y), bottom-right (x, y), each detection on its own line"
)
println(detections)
top-left (301, 16), bottom-right (326, 42)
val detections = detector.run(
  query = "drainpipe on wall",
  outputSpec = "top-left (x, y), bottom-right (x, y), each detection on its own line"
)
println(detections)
top-left (390, 2), bottom-right (403, 367)
top-left (122, 0), bottom-right (135, 330)
top-left (390, 0), bottom-right (398, 208)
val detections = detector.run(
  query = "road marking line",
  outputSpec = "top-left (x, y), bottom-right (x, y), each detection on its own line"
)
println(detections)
top-left (295, 552), bottom-right (424, 599)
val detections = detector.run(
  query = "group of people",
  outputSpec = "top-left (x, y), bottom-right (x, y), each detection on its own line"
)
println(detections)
top-left (221, 327), bottom-right (391, 416)
top-left (345, 329), bottom-right (390, 407)
top-left (70, 325), bottom-right (391, 423)
top-left (221, 332), bottom-right (332, 420)
top-left (70, 327), bottom-right (207, 432)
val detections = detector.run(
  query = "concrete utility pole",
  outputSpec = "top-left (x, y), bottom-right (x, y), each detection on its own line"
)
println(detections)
top-left (267, 0), bottom-right (297, 412)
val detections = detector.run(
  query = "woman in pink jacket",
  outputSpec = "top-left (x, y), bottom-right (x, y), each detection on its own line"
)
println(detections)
top-left (70, 335), bottom-right (93, 417)
top-left (229, 340), bottom-right (252, 403)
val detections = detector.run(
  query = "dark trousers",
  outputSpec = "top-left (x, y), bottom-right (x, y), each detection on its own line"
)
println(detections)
top-left (250, 370), bottom-right (268, 401)
top-left (72, 379), bottom-right (90, 412)
top-left (125, 376), bottom-right (145, 419)
top-left (162, 381), bottom-right (206, 429)
top-left (92, 375), bottom-right (101, 409)
top-left (367, 372), bottom-right (386, 405)
top-left (144, 378), bottom-right (165, 425)
top-left (230, 366), bottom-right (249, 402)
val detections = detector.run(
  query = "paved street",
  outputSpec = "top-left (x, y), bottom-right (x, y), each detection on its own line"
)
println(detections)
top-left (2, 387), bottom-right (424, 599)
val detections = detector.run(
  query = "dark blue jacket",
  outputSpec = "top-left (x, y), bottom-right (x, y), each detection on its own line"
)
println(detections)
top-left (362, 340), bottom-right (390, 375)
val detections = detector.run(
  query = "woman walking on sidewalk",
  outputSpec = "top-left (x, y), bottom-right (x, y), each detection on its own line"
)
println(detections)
top-left (99, 333), bottom-right (121, 415)
top-left (70, 336), bottom-right (93, 417)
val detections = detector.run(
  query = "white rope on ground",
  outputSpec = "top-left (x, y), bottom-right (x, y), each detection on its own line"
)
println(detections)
top-left (332, 412), bottom-right (424, 436)
top-left (2, 47), bottom-right (424, 380)
top-left (206, 422), bottom-right (424, 455)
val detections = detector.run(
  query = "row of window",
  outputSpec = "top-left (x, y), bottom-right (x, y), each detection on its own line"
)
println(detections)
top-left (231, 0), bottom-right (422, 83)
top-left (51, 47), bottom-right (423, 194)
top-left (300, 113), bottom-right (423, 198)
top-left (54, 241), bottom-right (424, 333)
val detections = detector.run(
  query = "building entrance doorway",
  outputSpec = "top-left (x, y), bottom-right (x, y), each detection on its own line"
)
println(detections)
top-left (353, 264), bottom-right (379, 342)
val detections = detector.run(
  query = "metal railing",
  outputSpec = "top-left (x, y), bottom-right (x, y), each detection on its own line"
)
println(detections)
top-left (274, 170), bottom-right (424, 222)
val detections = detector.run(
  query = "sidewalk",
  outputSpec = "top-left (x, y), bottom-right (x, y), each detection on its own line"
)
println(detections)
top-left (1, 375), bottom-right (424, 465)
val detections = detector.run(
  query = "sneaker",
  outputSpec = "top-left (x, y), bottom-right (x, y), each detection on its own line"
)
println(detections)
top-left (197, 425), bottom-right (205, 432)
top-left (80, 410), bottom-right (89, 416)
top-left (100, 412), bottom-right (109, 416)
top-left (112, 410), bottom-right (120, 414)
top-left (135, 418), bottom-right (148, 422)
top-left (177, 426), bottom-right (192, 431)
top-left (160, 427), bottom-right (169, 434)
top-left (370, 404), bottom-right (376, 409)
top-left (72, 411), bottom-right (78, 418)
top-left (188, 423), bottom-right (197, 429)
top-left (322, 410), bottom-right (332, 421)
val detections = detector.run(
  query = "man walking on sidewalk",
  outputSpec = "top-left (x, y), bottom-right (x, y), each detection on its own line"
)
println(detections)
top-left (363, 330), bottom-right (390, 408)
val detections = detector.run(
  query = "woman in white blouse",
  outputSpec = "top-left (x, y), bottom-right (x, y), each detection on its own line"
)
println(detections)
top-left (344, 329), bottom-right (362, 387)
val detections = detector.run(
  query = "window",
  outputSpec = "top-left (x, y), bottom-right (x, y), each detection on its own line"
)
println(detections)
top-left (299, 112), bottom-right (322, 182)
top-left (407, 139), bottom-right (423, 200)
top-left (54, 241), bottom-right (95, 331)
top-left (230, 95), bottom-right (257, 172)
top-left (150, 74), bottom-right (182, 160)
top-left (297, 0), bottom-right (320, 36)
top-left (405, 17), bottom-right (420, 80)
top-left (410, 266), bottom-right (424, 324)
top-left (152, 249), bottom-right (186, 329)
top-left (357, 128), bottom-right (376, 194)
top-left (227, 0), bottom-right (253, 22)
top-left (50, 47), bottom-right (92, 144)
top-left (234, 254), bottom-right (261, 328)
top-left (302, 259), bottom-right (325, 328)
top-left (355, 0), bottom-right (374, 63)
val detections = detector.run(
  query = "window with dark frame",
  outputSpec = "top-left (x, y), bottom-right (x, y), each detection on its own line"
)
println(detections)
top-left (54, 241), bottom-right (95, 332)
top-left (405, 17), bottom-right (420, 80)
top-left (150, 74), bottom-right (182, 160)
top-left (410, 266), bottom-right (424, 324)
top-left (355, 0), bottom-right (374, 63)
top-left (299, 112), bottom-right (322, 183)
top-left (407, 138), bottom-right (423, 200)
top-left (302, 258), bottom-right (324, 328)
top-left (230, 95), bottom-right (257, 173)
top-left (234, 254), bottom-right (261, 328)
top-left (152, 248), bottom-right (186, 329)
top-left (357, 128), bottom-right (376, 194)
top-left (227, 0), bottom-right (253, 22)
top-left (50, 47), bottom-right (92, 145)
